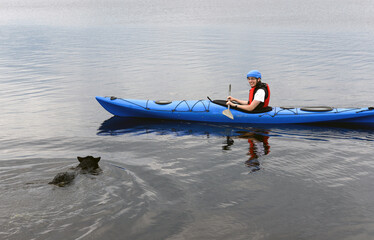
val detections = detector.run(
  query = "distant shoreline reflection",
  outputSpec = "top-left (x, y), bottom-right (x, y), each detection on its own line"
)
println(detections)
top-left (98, 117), bottom-right (271, 172)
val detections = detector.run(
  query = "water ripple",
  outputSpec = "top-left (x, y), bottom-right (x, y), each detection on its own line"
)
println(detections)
top-left (0, 158), bottom-right (158, 240)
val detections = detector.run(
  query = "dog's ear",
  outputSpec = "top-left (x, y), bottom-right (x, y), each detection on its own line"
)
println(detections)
top-left (77, 156), bottom-right (100, 163)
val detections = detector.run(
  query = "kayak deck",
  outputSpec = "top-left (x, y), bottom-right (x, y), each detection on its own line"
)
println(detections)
top-left (96, 96), bottom-right (374, 126)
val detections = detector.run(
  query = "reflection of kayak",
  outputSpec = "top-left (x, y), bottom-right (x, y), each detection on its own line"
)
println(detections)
top-left (97, 116), bottom-right (373, 143)
top-left (96, 96), bottom-right (374, 126)
top-left (97, 117), bottom-right (262, 137)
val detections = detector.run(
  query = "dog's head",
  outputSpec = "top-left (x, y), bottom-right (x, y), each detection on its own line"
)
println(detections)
top-left (77, 156), bottom-right (101, 170)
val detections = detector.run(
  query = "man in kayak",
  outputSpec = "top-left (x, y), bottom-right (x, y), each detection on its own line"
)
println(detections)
top-left (226, 70), bottom-right (271, 112)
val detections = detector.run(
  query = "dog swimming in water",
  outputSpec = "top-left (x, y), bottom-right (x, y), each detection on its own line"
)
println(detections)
top-left (49, 156), bottom-right (101, 187)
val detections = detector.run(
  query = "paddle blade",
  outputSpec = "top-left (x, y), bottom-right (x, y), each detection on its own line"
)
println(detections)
top-left (222, 84), bottom-right (234, 119)
top-left (222, 109), bottom-right (234, 119)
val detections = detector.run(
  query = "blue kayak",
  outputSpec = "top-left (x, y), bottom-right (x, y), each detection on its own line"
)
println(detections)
top-left (96, 96), bottom-right (374, 126)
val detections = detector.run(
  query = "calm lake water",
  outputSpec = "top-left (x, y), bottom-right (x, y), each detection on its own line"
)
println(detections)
top-left (1, 1), bottom-right (374, 239)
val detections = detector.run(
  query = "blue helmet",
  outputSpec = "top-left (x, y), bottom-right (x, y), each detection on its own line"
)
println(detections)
top-left (247, 70), bottom-right (261, 79)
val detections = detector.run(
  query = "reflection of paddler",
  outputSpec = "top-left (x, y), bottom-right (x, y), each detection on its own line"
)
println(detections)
top-left (237, 131), bottom-right (271, 172)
